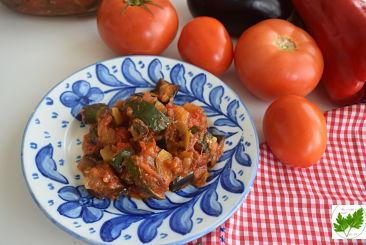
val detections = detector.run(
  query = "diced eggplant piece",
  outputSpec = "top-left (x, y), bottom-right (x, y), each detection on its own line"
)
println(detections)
top-left (124, 157), bottom-right (165, 199)
top-left (216, 135), bottom-right (225, 144)
top-left (89, 127), bottom-right (98, 144)
top-left (195, 131), bottom-right (226, 153)
top-left (156, 139), bottom-right (167, 149)
top-left (83, 163), bottom-right (124, 200)
top-left (195, 130), bottom-right (225, 168)
top-left (126, 100), bottom-right (170, 132)
top-left (190, 125), bottom-right (200, 134)
top-left (195, 132), bottom-right (214, 152)
top-left (78, 155), bottom-right (99, 174)
top-left (169, 172), bottom-right (195, 192)
top-left (129, 118), bottom-right (149, 140)
top-left (155, 79), bottom-right (179, 103)
top-left (81, 103), bottom-right (108, 124)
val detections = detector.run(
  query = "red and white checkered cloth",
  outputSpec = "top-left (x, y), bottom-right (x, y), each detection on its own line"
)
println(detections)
top-left (190, 104), bottom-right (366, 244)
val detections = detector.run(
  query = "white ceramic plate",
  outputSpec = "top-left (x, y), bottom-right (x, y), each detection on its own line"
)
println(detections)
top-left (21, 56), bottom-right (259, 244)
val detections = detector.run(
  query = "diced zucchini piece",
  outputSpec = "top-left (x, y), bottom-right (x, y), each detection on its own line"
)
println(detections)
top-left (111, 107), bottom-right (123, 125)
top-left (100, 146), bottom-right (115, 162)
top-left (155, 150), bottom-right (173, 190)
top-left (157, 149), bottom-right (172, 162)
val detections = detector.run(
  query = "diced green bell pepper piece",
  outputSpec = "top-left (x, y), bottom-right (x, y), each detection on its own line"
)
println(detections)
top-left (109, 149), bottom-right (134, 173)
top-left (126, 100), bottom-right (170, 132)
top-left (81, 103), bottom-right (108, 124)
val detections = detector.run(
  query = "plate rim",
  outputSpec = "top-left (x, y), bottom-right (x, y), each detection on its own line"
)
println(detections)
top-left (20, 55), bottom-right (260, 245)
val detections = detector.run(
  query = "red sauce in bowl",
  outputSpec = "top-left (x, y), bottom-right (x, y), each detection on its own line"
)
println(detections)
top-left (1, 0), bottom-right (100, 16)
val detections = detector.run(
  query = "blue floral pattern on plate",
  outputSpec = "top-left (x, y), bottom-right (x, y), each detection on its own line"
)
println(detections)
top-left (21, 56), bottom-right (259, 245)
top-left (60, 80), bottom-right (104, 118)
top-left (58, 185), bottom-right (110, 223)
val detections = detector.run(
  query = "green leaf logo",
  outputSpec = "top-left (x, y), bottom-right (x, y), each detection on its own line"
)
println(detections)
top-left (333, 208), bottom-right (364, 237)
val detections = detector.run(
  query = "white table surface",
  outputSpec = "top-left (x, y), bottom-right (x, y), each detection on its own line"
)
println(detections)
top-left (0, 1), bottom-right (337, 244)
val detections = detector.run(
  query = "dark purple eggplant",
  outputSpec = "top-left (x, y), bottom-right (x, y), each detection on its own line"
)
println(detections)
top-left (169, 172), bottom-right (194, 192)
top-left (187, 0), bottom-right (293, 37)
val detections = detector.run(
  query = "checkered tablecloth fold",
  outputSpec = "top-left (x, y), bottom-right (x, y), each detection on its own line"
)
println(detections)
top-left (190, 104), bottom-right (366, 244)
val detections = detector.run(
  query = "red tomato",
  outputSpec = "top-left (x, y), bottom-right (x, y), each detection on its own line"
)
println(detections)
top-left (235, 19), bottom-right (324, 101)
top-left (263, 95), bottom-right (327, 168)
top-left (178, 17), bottom-right (233, 76)
top-left (97, 0), bottom-right (178, 55)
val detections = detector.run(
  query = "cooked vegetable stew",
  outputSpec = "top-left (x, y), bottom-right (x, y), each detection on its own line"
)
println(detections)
top-left (79, 80), bottom-right (224, 199)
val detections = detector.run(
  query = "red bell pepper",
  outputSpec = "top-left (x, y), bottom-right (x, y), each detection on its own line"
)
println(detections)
top-left (291, 0), bottom-right (366, 104)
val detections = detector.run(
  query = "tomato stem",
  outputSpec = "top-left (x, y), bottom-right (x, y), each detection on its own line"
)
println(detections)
top-left (123, 0), bottom-right (161, 15)
top-left (275, 36), bottom-right (297, 51)
top-left (125, 0), bottom-right (153, 6)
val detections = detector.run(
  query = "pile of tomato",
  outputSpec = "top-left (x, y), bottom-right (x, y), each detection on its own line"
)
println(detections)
top-left (96, 0), bottom-right (328, 168)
